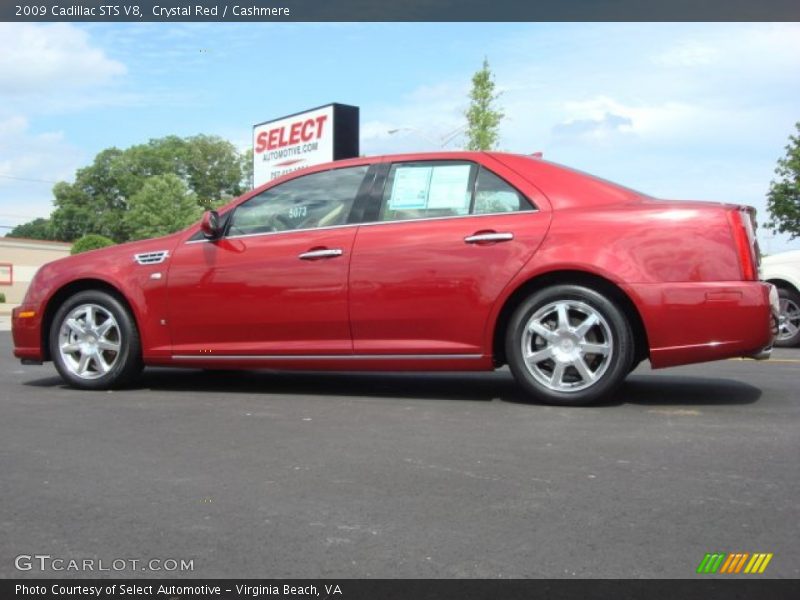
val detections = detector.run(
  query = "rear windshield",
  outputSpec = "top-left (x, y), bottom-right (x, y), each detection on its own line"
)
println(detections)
top-left (522, 156), bottom-right (652, 198)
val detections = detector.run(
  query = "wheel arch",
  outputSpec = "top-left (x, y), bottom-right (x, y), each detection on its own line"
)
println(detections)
top-left (491, 270), bottom-right (649, 367)
top-left (41, 279), bottom-right (137, 362)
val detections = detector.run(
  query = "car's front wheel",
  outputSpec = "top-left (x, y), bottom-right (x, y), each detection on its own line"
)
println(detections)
top-left (775, 287), bottom-right (800, 348)
top-left (49, 290), bottom-right (143, 390)
top-left (506, 285), bottom-right (635, 406)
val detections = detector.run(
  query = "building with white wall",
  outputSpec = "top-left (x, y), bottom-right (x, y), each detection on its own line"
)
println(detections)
top-left (0, 237), bottom-right (72, 304)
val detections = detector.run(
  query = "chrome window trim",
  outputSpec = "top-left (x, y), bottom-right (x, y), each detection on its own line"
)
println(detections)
top-left (184, 209), bottom-right (539, 244)
top-left (172, 353), bottom-right (484, 361)
top-left (186, 222), bottom-right (360, 243)
top-left (354, 208), bottom-right (538, 227)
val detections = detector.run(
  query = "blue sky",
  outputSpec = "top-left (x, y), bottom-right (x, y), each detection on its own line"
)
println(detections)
top-left (0, 22), bottom-right (798, 252)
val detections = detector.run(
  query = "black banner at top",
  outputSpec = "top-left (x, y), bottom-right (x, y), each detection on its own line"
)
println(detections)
top-left (2, 0), bottom-right (800, 22)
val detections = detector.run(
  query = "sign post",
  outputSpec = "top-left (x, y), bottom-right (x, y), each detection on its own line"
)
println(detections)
top-left (252, 103), bottom-right (359, 188)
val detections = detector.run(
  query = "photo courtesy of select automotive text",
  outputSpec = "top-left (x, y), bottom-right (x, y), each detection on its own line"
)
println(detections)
top-left (1, 1), bottom-right (799, 599)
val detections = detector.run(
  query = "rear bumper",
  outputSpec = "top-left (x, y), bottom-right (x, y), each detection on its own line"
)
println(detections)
top-left (623, 281), bottom-right (778, 369)
top-left (745, 284), bottom-right (779, 360)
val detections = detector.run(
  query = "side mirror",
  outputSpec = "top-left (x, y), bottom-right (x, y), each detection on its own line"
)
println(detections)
top-left (200, 210), bottom-right (222, 240)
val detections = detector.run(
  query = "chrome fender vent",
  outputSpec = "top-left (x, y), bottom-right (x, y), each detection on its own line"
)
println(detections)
top-left (134, 250), bottom-right (169, 265)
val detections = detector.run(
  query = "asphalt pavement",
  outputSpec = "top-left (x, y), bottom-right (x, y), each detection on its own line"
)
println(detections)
top-left (1, 331), bottom-right (797, 578)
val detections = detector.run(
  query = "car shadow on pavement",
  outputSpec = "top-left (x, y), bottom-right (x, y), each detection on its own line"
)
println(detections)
top-left (602, 374), bottom-right (761, 407)
top-left (23, 368), bottom-right (762, 407)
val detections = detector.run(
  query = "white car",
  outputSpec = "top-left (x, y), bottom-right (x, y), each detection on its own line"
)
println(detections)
top-left (761, 249), bottom-right (800, 347)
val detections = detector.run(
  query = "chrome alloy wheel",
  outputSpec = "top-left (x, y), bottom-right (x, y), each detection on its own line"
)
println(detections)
top-left (521, 300), bottom-right (614, 392)
top-left (57, 303), bottom-right (122, 380)
top-left (777, 296), bottom-right (800, 342)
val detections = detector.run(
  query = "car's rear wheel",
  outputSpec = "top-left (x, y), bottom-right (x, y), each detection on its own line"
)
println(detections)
top-left (775, 287), bottom-right (800, 348)
top-left (506, 285), bottom-right (634, 406)
top-left (49, 290), bottom-right (143, 390)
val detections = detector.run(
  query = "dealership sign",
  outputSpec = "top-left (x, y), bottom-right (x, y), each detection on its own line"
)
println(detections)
top-left (252, 103), bottom-right (359, 187)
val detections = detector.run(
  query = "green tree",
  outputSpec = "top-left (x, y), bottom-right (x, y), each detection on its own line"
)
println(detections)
top-left (185, 135), bottom-right (248, 208)
top-left (50, 135), bottom-right (249, 243)
top-left (52, 148), bottom-right (128, 242)
top-left (767, 122), bottom-right (800, 239)
top-left (242, 147), bottom-right (254, 190)
top-left (464, 58), bottom-right (504, 151)
top-left (123, 135), bottom-right (247, 209)
top-left (7, 217), bottom-right (56, 240)
top-left (71, 234), bottom-right (115, 255)
top-left (124, 174), bottom-right (202, 240)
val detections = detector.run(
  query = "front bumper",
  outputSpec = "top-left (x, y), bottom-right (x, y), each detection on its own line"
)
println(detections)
top-left (12, 304), bottom-right (45, 363)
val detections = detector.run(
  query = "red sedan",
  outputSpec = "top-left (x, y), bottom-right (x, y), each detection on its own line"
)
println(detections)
top-left (12, 152), bottom-right (779, 405)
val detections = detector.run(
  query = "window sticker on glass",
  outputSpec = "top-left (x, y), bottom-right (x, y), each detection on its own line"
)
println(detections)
top-left (388, 166), bottom-right (433, 210)
top-left (427, 165), bottom-right (472, 211)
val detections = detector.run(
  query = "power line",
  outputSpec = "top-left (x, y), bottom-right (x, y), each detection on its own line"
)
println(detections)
top-left (0, 174), bottom-right (60, 184)
top-left (0, 212), bottom-right (46, 218)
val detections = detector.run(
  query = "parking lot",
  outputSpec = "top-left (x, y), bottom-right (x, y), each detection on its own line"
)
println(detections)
top-left (0, 330), bottom-right (797, 579)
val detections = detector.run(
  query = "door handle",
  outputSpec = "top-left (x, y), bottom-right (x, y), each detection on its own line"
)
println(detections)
top-left (298, 248), bottom-right (344, 260)
top-left (464, 232), bottom-right (514, 244)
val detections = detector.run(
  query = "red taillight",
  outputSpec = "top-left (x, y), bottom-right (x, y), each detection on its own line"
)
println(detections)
top-left (727, 208), bottom-right (758, 281)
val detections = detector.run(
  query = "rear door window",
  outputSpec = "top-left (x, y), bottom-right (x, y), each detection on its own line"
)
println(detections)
top-left (378, 161), bottom-right (533, 222)
top-left (379, 161), bottom-right (475, 222)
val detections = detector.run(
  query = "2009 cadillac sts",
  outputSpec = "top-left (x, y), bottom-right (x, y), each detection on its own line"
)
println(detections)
top-left (12, 152), bottom-right (779, 405)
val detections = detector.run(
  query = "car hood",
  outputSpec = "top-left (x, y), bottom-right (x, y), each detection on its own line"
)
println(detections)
top-left (46, 232), bottom-right (184, 271)
top-left (761, 249), bottom-right (800, 266)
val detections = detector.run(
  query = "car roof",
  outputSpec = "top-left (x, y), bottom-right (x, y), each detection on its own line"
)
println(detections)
top-left (242, 151), bottom-right (647, 213)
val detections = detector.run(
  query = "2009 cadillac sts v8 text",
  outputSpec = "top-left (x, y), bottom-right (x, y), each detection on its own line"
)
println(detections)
top-left (12, 152), bottom-right (779, 405)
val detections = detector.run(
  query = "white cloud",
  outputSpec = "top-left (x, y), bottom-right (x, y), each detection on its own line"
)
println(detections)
top-left (654, 41), bottom-right (721, 67)
top-left (553, 96), bottom-right (701, 142)
top-left (0, 114), bottom-right (84, 227)
top-left (0, 24), bottom-right (125, 228)
top-left (360, 81), bottom-right (468, 154)
top-left (652, 23), bottom-right (800, 74)
top-left (0, 115), bottom-right (81, 185)
top-left (0, 23), bottom-right (125, 96)
top-left (552, 112), bottom-right (633, 143)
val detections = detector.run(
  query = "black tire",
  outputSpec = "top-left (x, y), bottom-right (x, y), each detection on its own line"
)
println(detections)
top-left (49, 290), bottom-right (143, 390)
top-left (775, 287), bottom-right (800, 348)
top-left (505, 285), bottom-right (635, 406)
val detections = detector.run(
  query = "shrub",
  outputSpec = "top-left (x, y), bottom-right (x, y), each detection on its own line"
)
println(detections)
top-left (70, 234), bottom-right (115, 255)
top-left (0, 292), bottom-right (5, 303)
